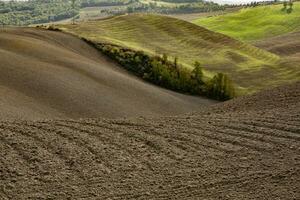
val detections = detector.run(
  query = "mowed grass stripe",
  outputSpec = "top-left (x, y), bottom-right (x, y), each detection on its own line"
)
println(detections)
top-left (194, 2), bottom-right (300, 41)
top-left (59, 14), bottom-right (298, 94)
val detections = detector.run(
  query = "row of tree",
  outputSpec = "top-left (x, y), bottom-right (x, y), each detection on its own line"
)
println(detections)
top-left (0, 0), bottom-right (78, 26)
top-left (82, 39), bottom-right (235, 101)
top-left (282, 0), bottom-right (294, 13)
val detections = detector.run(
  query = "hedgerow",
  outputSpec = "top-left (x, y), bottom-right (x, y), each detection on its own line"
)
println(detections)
top-left (82, 38), bottom-right (235, 100)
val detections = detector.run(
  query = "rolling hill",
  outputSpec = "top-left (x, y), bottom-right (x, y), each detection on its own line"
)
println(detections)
top-left (194, 2), bottom-right (300, 41)
top-left (0, 27), bottom-right (215, 120)
top-left (0, 81), bottom-right (299, 199)
top-left (58, 14), bottom-right (299, 94)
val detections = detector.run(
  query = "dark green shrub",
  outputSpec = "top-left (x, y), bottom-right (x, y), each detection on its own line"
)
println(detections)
top-left (206, 73), bottom-right (235, 100)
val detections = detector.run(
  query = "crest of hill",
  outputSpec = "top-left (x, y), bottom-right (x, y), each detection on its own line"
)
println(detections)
top-left (208, 82), bottom-right (300, 113)
top-left (59, 14), bottom-right (299, 94)
top-left (0, 27), bottom-right (215, 120)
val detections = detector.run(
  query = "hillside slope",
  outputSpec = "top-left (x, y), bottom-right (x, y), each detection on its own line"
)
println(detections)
top-left (0, 82), bottom-right (299, 199)
top-left (0, 28), bottom-right (214, 120)
top-left (57, 14), bottom-right (300, 94)
top-left (255, 31), bottom-right (300, 57)
top-left (194, 2), bottom-right (300, 41)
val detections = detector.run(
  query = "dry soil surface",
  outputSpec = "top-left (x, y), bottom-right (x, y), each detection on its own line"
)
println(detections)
top-left (0, 28), bottom-right (214, 120)
top-left (0, 82), bottom-right (299, 199)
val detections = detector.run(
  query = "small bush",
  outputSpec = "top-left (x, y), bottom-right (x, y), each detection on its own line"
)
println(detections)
top-left (47, 25), bottom-right (61, 32)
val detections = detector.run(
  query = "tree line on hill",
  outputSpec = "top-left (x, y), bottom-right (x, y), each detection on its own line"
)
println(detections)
top-left (81, 38), bottom-right (235, 101)
top-left (282, 0), bottom-right (294, 13)
top-left (0, 0), bottom-right (226, 25)
top-left (0, 0), bottom-right (77, 25)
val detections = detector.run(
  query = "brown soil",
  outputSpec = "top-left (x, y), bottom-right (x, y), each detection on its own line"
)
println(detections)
top-left (0, 28), bottom-right (299, 199)
top-left (0, 80), bottom-right (299, 199)
top-left (0, 28), bottom-right (214, 120)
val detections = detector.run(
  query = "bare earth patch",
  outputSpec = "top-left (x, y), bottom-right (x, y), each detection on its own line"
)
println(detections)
top-left (0, 81), bottom-right (299, 199)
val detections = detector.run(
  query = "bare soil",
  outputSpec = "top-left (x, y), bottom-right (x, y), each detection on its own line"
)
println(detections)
top-left (0, 28), bottom-right (299, 199)
top-left (0, 81), bottom-right (299, 199)
top-left (0, 28), bottom-right (214, 120)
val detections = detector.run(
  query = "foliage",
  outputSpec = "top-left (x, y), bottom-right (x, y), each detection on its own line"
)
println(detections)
top-left (80, 0), bottom-right (133, 7)
top-left (0, 0), bottom-right (226, 26)
top-left (0, 0), bottom-right (79, 26)
top-left (59, 14), bottom-right (286, 94)
top-left (206, 73), bottom-right (235, 100)
top-left (116, 0), bottom-right (225, 15)
top-left (82, 38), bottom-right (235, 100)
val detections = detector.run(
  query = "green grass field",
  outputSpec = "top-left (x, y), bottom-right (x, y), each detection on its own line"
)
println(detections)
top-left (58, 14), bottom-right (299, 94)
top-left (193, 2), bottom-right (300, 42)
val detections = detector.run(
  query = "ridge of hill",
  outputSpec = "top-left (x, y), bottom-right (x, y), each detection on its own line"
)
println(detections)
top-left (0, 27), bottom-right (215, 120)
top-left (58, 14), bottom-right (300, 94)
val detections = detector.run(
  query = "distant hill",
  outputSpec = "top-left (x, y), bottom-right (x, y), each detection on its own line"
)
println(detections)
top-left (193, 2), bottom-right (300, 41)
top-left (58, 14), bottom-right (300, 94)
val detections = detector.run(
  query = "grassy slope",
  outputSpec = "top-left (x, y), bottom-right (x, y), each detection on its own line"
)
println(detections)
top-left (193, 2), bottom-right (300, 42)
top-left (58, 14), bottom-right (299, 94)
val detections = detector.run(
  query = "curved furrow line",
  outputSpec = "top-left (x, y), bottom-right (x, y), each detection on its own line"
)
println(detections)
top-left (241, 121), bottom-right (300, 136)
top-left (51, 121), bottom-right (165, 170)
top-left (0, 128), bottom-right (33, 168)
top-left (51, 122), bottom-right (148, 169)
top-left (109, 120), bottom-right (230, 157)
top-left (128, 124), bottom-right (238, 155)
top-left (209, 125), bottom-right (290, 148)
top-left (3, 122), bottom-right (88, 173)
top-left (103, 119), bottom-right (239, 157)
top-left (251, 116), bottom-right (300, 127)
top-left (200, 113), bottom-right (300, 129)
top-left (0, 127), bottom-right (80, 196)
top-left (214, 122), bottom-right (300, 142)
top-left (138, 118), bottom-right (277, 152)
top-left (0, 141), bottom-right (28, 200)
top-left (185, 127), bottom-right (271, 153)
top-left (169, 120), bottom-right (273, 152)
top-left (188, 120), bottom-right (291, 147)
top-left (239, 121), bottom-right (300, 140)
top-left (31, 121), bottom-right (114, 174)
top-left (193, 115), bottom-right (300, 128)
top-left (0, 124), bottom-right (99, 190)
top-left (64, 120), bottom-right (187, 162)
top-left (88, 119), bottom-right (239, 157)
top-left (142, 172), bottom-right (276, 200)
top-left (261, 113), bottom-right (300, 122)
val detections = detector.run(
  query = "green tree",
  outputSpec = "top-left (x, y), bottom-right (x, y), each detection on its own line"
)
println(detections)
top-left (287, 0), bottom-right (293, 13)
top-left (191, 61), bottom-right (204, 93)
top-left (207, 73), bottom-right (235, 100)
top-left (282, 1), bottom-right (288, 10)
top-left (71, 0), bottom-right (76, 24)
top-left (192, 61), bottom-right (204, 85)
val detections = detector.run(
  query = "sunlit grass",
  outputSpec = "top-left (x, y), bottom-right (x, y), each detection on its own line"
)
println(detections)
top-left (194, 2), bottom-right (300, 41)
top-left (58, 14), bottom-right (300, 94)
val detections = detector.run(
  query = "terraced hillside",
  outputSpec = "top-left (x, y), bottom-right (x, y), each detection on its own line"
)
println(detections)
top-left (194, 2), bottom-right (300, 41)
top-left (0, 82), bottom-right (299, 199)
top-left (254, 31), bottom-right (300, 85)
top-left (255, 31), bottom-right (300, 57)
top-left (0, 28), bottom-right (214, 120)
top-left (58, 14), bottom-right (300, 94)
